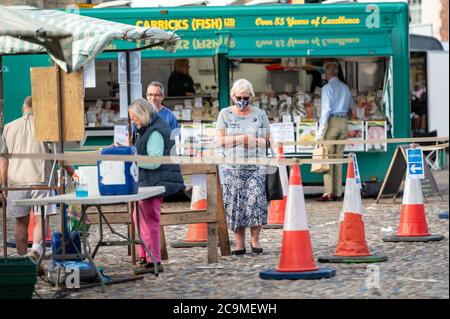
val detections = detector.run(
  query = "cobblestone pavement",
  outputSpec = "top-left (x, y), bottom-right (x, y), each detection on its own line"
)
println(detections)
top-left (1, 170), bottom-right (448, 299)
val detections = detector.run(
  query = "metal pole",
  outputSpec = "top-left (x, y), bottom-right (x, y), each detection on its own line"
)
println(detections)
top-left (55, 65), bottom-right (66, 255)
top-left (125, 51), bottom-right (136, 264)
top-left (0, 55), bottom-right (7, 257)
top-left (0, 55), bottom-right (4, 134)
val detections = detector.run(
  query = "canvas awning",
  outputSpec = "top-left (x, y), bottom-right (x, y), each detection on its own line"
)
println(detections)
top-left (0, 6), bottom-right (180, 72)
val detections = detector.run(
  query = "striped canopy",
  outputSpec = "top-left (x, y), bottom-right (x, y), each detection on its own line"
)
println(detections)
top-left (0, 6), bottom-right (180, 73)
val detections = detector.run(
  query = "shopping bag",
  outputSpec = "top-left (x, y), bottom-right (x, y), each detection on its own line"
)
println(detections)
top-left (266, 140), bottom-right (284, 201)
top-left (311, 146), bottom-right (330, 173)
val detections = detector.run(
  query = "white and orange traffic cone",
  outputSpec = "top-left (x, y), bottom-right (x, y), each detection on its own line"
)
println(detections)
top-left (265, 145), bottom-right (289, 229)
top-left (319, 156), bottom-right (387, 263)
top-left (383, 164), bottom-right (444, 242)
top-left (260, 165), bottom-right (335, 280)
top-left (171, 151), bottom-right (209, 248)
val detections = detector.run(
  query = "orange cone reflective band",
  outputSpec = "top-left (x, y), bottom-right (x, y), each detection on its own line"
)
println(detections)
top-left (334, 160), bottom-right (370, 257)
top-left (268, 145), bottom-right (288, 226)
top-left (397, 177), bottom-right (430, 237)
top-left (276, 165), bottom-right (318, 272)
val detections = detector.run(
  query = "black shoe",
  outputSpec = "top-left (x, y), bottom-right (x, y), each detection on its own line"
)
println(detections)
top-left (134, 262), bottom-right (164, 275)
top-left (138, 258), bottom-right (148, 267)
top-left (315, 194), bottom-right (337, 202)
top-left (231, 248), bottom-right (246, 255)
top-left (251, 245), bottom-right (263, 254)
top-left (144, 262), bottom-right (164, 272)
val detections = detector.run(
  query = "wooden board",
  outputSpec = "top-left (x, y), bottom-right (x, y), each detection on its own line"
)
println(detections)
top-left (60, 68), bottom-right (85, 141)
top-left (31, 67), bottom-right (58, 142)
top-left (30, 66), bottom-right (85, 142)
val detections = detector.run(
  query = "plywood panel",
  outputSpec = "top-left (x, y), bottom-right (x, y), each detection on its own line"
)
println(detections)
top-left (60, 69), bottom-right (85, 141)
top-left (30, 66), bottom-right (58, 142)
top-left (30, 66), bottom-right (85, 142)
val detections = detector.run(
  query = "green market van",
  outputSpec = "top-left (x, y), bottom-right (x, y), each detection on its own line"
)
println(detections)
top-left (1, 2), bottom-right (410, 184)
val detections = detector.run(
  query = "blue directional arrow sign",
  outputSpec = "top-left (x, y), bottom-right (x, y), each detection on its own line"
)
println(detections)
top-left (406, 148), bottom-right (424, 179)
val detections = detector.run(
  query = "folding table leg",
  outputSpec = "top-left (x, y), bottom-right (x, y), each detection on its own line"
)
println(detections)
top-left (39, 205), bottom-right (46, 266)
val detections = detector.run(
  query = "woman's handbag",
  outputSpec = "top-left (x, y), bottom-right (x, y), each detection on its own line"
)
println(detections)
top-left (266, 140), bottom-right (284, 201)
top-left (311, 145), bottom-right (330, 173)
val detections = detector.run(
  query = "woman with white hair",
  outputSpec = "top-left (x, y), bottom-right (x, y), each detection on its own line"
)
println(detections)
top-left (128, 99), bottom-right (184, 273)
top-left (216, 79), bottom-right (271, 255)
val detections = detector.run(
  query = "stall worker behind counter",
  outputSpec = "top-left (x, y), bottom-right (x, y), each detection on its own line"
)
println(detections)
top-left (167, 59), bottom-right (196, 97)
top-left (301, 58), bottom-right (347, 94)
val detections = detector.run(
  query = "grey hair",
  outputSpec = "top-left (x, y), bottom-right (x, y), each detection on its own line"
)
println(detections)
top-left (128, 98), bottom-right (155, 127)
top-left (323, 61), bottom-right (339, 76)
top-left (147, 81), bottom-right (165, 95)
top-left (230, 79), bottom-right (255, 99)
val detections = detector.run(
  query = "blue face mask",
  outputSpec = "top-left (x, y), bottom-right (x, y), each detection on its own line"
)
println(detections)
top-left (235, 99), bottom-right (249, 109)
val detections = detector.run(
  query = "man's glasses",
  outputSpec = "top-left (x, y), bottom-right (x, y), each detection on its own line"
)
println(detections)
top-left (146, 93), bottom-right (162, 97)
top-left (235, 96), bottom-right (250, 101)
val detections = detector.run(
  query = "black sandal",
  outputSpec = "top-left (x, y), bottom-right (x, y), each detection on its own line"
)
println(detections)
top-left (231, 248), bottom-right (246, 255)
top-left (251, 245), bottom-right (263, 254)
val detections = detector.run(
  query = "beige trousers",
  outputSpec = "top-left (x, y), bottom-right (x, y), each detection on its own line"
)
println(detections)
top-left (323, 117), bottom-right (347, 197)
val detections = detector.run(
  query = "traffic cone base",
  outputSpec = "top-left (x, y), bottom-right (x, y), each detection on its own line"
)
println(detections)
top-left (263, 224), bottom-right (283, 229)
top-left (382, 234), bottom-right (444, 242)
top-left (260, 267), bottom-right (336, 280)
top-left (318, 255), bottom-right (388, 264)
top-left (439, 211), bottom-right (449, 219)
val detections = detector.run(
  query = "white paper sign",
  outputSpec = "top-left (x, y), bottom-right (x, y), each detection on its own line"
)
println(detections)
top-left (282, 114), bottom-right (292, 123)
top-left (114, 125), bottom-right (129, 146)
top-left (182, 109), bottom-right (192, 121)
top-left (99, 161), bottom-right (126, 185)
top-left (118, 51), bottom-right (141, 83)
top-left (119, 84), bottom-right (128, 118)
top-left (296, 121), bottom-right (318, 153)
top-left (270, 123), bottom-right (296, 153)
top-left (270, 98), bottom-right (278, 106)
top-left (83, 59), bottom-right (96, 88)
top-left (194, 97), bottom-right (203, 108)
top-left (261, 95), bottom-right (268, 104)
top-left (131, 82), bottom-right (143, 102)
top-left (119, 83), bottom-right (143, 118)
top-left (184, 99), bottom-right (193, 108)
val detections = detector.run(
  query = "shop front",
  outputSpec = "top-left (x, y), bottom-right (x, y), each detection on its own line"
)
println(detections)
top-left (1, 2), bottom-right (410, 183)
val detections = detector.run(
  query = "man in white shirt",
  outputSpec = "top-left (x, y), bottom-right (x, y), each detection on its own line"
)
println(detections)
top-left (316, 62), bottom-right (355, 201)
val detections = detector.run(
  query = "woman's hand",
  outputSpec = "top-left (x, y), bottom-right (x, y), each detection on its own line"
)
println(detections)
top-left (242, 134), bottom-right (257, 149)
